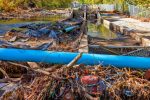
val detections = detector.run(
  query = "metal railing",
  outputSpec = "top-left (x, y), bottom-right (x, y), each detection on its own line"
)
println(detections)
top-left (128, 4), bottom-right (150, 18)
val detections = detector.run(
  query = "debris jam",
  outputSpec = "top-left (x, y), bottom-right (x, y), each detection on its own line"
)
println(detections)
top-left (0, 62), bottom-right (150, 100)
top-left (0, 18), bottom-right (83, 52)
top-left (0, 9), bottom-right (150, 100)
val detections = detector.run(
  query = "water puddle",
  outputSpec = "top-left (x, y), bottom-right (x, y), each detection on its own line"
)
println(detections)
top-left (87, 22), bottom-right (117, 39)
top-left (87, 22), bottom-right (142, 55)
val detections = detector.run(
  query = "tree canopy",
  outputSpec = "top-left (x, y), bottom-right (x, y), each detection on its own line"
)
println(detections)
top-left (0, 0), bottom-right (149, 11)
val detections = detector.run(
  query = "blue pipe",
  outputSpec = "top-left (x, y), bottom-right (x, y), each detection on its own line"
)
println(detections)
top-left (0, 48), bottom-right (149, 69)
top-left (63, 25), bottom-right (79, 33)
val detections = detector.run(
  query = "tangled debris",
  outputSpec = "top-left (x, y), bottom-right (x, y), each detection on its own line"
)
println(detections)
top-left (0, 8), bottom-right (150, 100)
top-left (0, 18), bottom-right (83, 52)
top-left (0, 53), bottom-right (149, 100)
top-left (42, 65), bottom-right (150, 100)
top-left (0, 60), bottom-right (150, 100)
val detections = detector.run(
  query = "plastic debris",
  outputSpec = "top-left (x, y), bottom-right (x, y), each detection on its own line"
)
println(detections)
top-left (63, 25), bottom-right (79, 33)
top-left (25, 29), bottom-right (41, 37)
top-left (81, 75), bottom-right (99, 94)
top-left (38, 27), bottom-right (50, 35)
top-left (123, 89), bottom-right (134, 97)
top-left (34, 41), bottom-right (53, 50)
top-left (49, 30), bottom-right (58, 39)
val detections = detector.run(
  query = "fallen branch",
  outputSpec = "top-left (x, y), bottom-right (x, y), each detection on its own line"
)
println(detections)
top-left (80, 85), bottom-right (99, 100)
top-left (84, 93), bottom-right (99, 100)
top-left (27, 62), bottom-right (40, 69)
top-left (8, 62), bottom-right (29, 70)
top-left (0, 78), bottom-right (21, 83)
top-left (7, 61), bottom-right (63, 81)
top-left (35, 69), bottom-right (50, 75)
top-left (67, 52), bottom-right (83, 68)
top-left (50, 53), bottom-right (83, 80)
top-left (0, 67), bottom-right (9, 78)
top-left (8, 61), bottom-right (50, 76)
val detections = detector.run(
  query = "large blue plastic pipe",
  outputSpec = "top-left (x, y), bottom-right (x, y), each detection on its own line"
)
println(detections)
top-left (0, 48), bottom-right (150, 69)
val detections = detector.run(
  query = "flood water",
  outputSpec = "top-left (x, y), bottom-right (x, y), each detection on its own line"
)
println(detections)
top-left (0, 15), bottom-right (65, 35)
top-left (0, 15), bottom-right (118, 40)
top-left (87, 22), bottom-right (117, 39)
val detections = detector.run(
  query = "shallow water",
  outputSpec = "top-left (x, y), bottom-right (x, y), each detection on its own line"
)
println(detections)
top-left (87, 22), bottom-right (117, 39)
top-left (0, 15), bottom-right (118, 40)
top-left (0, 15), bottom-right (65, 34)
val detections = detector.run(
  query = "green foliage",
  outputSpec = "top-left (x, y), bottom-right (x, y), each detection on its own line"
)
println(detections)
top-left (0, 0), bottom-right (149, 11)
top-left (0, 0), bottom-right (73, 11)
top-left (77, 0), bottom-right (150, 6)
top-left (77, 0), bottom-right (115, 4)
top-left (78, 0), bottom-right (102, 4)
top-left (0, 0), bottom-right (16, 11)
top-left (126, 0), bottom-right (150, 6)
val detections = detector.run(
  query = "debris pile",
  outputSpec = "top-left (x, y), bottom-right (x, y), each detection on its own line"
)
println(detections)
top-left (42, 65), bottom-right (150, 100)
top-left (0, 18), bottom-right (83, 52)
top-left (0, 61), bottom-right (150, 100)
top-left (0, 8), bottom-right (150, 100)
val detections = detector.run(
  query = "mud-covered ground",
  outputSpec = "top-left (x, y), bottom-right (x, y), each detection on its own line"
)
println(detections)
top-left (0, 8), bottom-right (71, 19)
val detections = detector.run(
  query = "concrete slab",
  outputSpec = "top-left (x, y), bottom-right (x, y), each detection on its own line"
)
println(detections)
top-left (79, 34), bottom-right (88, 53)
top-left (101, 15), bottom-right (150, 46)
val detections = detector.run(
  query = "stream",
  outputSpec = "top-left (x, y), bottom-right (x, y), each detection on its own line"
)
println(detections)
top-left (0, 14), bottom-right (119, 39)
top-left (0, 15), bottom-right (65, 35)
